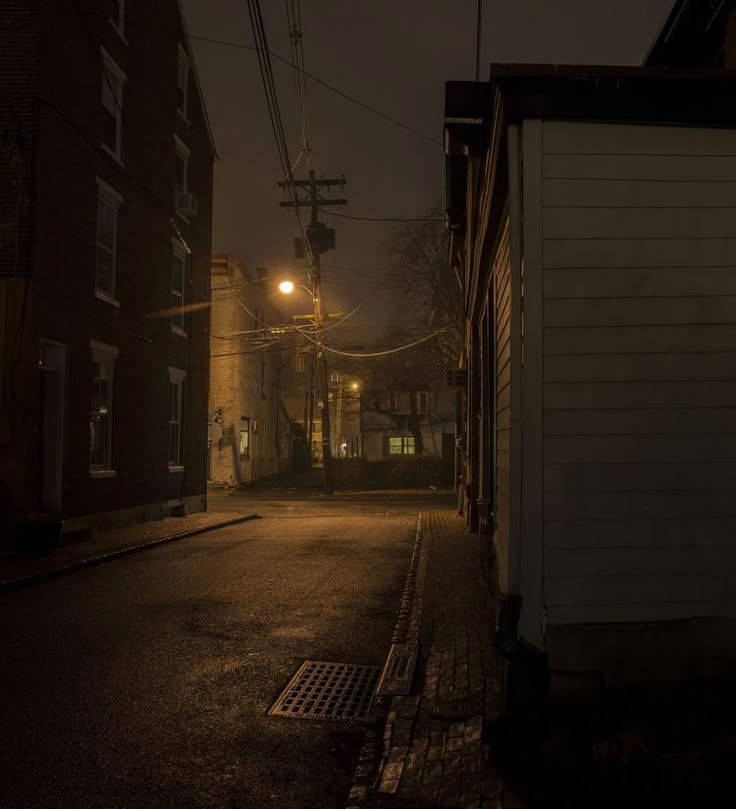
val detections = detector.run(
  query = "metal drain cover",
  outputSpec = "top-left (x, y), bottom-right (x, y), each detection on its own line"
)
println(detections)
top-left (269, 660), bottom-right (381, 722)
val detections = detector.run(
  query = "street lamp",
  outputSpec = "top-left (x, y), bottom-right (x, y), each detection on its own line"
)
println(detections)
top-left (279, 278), bottom-right (334, 494)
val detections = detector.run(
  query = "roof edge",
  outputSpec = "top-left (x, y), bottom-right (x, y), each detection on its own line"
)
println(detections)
top-left (177, 0), bottom-right (218, 161)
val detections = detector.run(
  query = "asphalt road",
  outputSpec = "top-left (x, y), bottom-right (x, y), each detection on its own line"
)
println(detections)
top-left (0, 494), bottom-right (445, 809)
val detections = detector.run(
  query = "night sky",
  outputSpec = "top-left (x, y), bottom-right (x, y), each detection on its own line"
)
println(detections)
top-left (180, 0), bottom-right (674, 340)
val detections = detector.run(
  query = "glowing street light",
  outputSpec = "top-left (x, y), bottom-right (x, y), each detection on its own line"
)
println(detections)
top-left (278, 280), bottom-right (295, 295)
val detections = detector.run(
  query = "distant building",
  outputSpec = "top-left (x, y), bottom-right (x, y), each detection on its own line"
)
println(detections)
top-left (0, 0), bottom-right (216, 541)
top-left (208, 257), bottom-right (291, 485)
top-left (360, 385), bottom-right (454, 464)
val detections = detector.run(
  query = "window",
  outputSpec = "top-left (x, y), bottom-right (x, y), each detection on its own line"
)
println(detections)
top-left (239, 417), bottom-right (250, 456)
top-left (174, 135), bottom-right (190, 194)
top-left (295, 353), bottom-right (307, 372)
top-left (95, 179), bottom-right (122, 301)
top-left (416, 391), bottom-right (429, 415)
top-left (101, 49), bottom-right (125, 160)
top-left (89, 340), bottom-right (118, 474)
top-left (385, 436), bottom-right (415, 456)
top-left (109, 0), bottom-right (125, 37)
top-left (177, 46), bottom-right (190, 118)
top-left (260, 361), bottom-right (266, 398)
top-left (171, 239), bottom-right (189, 335)
top-left (168, 367), bottom-right (186, 468)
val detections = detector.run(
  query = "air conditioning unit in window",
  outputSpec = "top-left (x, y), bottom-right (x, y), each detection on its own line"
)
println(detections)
top-left (175, 191), bottom-right (198, 217)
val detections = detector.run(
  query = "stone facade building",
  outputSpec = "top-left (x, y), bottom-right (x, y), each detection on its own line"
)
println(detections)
top-left (208, 257), bottom-right (291, 485)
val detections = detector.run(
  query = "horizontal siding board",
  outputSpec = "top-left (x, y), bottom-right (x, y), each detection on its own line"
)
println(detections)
top-left (545, 517), bottom-right (736, 548)
top-left (546, 545), bottom-right (736, 578)
top-left (542, 154), bottom-right (736, 182)
top-left (496, 324), bottom-right (511, 359)
top-left (545, 461), bottom-right (736, 492)
top-left (544, 434), bottom-right (736, 464)
top-left (497, 383), bottom-right (511, 412)
top-left (546, 573), bottom-right (735, 606)
top-left (547, 601), bottom-right (736, 624)
top-left (543, 267), bottom-right (736, 299)
top-left (544, 352), bottom-right (736, 383)
top-left (544, 296), bottom-right (736, 327)
top-left (544, 207), bottom-right (736, 240)
top-left (497, 405), bottom-right (511, 429)
top-left (544, 489), bottom-right (736, 520)
top-left (544, 238), bottom-right (736, 269)
top-left (545, 380), bottom-right (736, 409)
top-left (544, 408), bottom-right (736, 436)
top-left (545, 324), bottom-right (736, 355)
top-left (543, 178), bottom-right (736, 208)
top-left (542, 121), bottom-right (736, 156)
top-left (497, 357), bottom-right (511, 389)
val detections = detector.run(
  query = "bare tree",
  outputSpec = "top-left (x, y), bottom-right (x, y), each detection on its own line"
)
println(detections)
top-left (383, 199), bottom-right (462, 369)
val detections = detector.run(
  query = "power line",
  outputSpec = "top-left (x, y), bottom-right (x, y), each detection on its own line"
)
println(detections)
top-left (321, 208), bottom-right (444, 224)
top-left (83, 13), bottom-right (441, 147)
top-left (298, 326), bottom-right (450, 358)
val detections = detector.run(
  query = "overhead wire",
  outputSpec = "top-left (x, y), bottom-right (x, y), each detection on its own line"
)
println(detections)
top-left (298, 327), bottom-right (451, 358)
top-left (321, 209), bottom-right (443, 223)
top-left (82, 13), bottom-right (441, 147)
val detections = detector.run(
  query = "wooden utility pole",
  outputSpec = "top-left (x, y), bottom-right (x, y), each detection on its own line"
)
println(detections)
top-left (279, 169), bottom-right (347, 494)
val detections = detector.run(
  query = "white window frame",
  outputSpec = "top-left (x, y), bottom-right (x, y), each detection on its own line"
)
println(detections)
top-left (89, 340), bottom-right (118, 476)
top-left (171, 237), bottom-right (189, 336)
top-left (416, 390), bottom-right (429, 415)
top-left (174, 135), bottom-right (190, 194)
top-left (239, 417), bottom-right (250, 457)
top-left (109, 0), bottom-right (126, 42)
top-left (168, 366), bottom-right (186, 471)
top-left (100, 47), bottom-right (126, 163)
top-left (177, 45), bottom-right (190, 120)
top-left (95, 178), bottom-right (122, 305)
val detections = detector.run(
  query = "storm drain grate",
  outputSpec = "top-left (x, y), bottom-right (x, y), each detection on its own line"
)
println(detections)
top-left (269, 660), bottom-right (381, 722)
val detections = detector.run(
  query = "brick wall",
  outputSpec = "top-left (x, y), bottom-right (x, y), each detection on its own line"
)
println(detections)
top-left (0, 0), bottom-right (215, 529)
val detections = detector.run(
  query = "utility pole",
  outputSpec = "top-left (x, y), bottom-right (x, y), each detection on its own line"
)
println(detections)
top-left (279, 169), bottom-right (347, 494)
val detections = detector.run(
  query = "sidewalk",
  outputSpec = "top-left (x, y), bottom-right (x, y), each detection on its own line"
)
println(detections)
top-left (348, 511), bottom-right (736, 809)
top-left (0, 510), bottom-right (259, 592)
top-left (346, 510), bottom-right (521, 809)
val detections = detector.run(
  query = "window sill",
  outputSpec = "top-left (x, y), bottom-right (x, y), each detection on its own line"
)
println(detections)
top-left (171, 326), bottom-right (188, 338)
top-left (90, 469), bottom-right (116, 479)
top-left (109, 20), bottom-right (128, 45)
top-left (95, 289), bottom-right (120, 307)
top-left (101, 142), bottom-right (124, 167)
top-left (168, 465), bottom-right (184, 473)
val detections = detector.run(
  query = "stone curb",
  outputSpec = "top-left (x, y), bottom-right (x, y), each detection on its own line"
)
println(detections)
top-left (0, 513), bottom-right (261, 594)
top-left (344, 513), bottom-right (427, 809)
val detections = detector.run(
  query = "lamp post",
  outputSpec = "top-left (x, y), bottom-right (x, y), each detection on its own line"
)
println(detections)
top-left (279, 279), bottom-right (334, 493)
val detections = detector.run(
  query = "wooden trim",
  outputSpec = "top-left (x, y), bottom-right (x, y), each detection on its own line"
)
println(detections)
top-left (507, 124), bottom-right (523, 597)
top-left (519, 119), bottom-right (544, 649)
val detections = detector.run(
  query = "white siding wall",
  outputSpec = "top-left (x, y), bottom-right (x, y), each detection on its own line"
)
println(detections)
top-left (540, 121), bottom-right (736, 625)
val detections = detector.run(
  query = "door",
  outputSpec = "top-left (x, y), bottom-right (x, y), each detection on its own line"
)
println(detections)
top-left (39, 340), bottom-right (66, 513)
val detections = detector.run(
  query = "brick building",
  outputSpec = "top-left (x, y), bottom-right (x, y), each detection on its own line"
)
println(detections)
top-left (209, 257), bottom-right (291, 485)
top-left (0, 0), bottom-right (216, 541)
